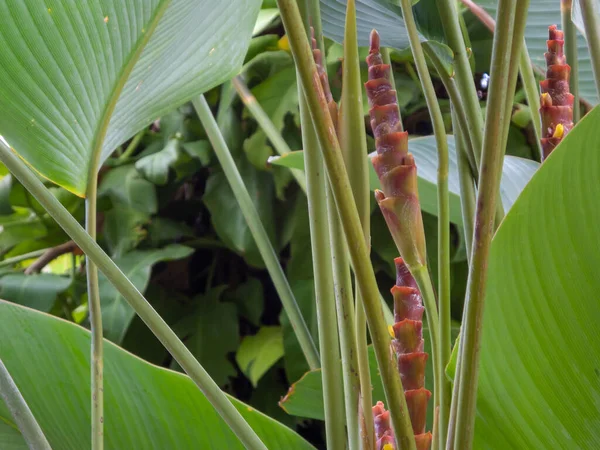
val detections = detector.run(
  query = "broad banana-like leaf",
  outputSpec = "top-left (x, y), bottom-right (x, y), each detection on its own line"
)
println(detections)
top-left (474, 106), bottom-right (600, 447)
top-left (0, 301), bottom-right (315, 449)
top-left (0, 0), bottom-right (261, 196)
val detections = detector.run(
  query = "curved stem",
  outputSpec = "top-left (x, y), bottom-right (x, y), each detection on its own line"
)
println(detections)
top-left (232, 76), bottom-right (307, 193)
top-left (86, 177), bottom-right (103, 450)
top-left (0, 140), bottom-right (268, 450)
top-left (277, 0), bottom-right (415, 447)
top-left (580, 0), bottom-right (600, 97)
top-left (562, 0), bottom-right (580, 123)
top-left (0, 359), bottom-right (51, 450)
top-left (396, 0), bottom-right (450, 444)
top-left (117, 129), bottom-right (146, 162)
top-left (450, 0), bottom-right (526, 446)
top-left (0, 248), bottom-right (48, 269)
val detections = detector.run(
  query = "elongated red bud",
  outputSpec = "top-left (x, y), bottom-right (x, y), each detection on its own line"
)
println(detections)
top-left (372, 401), bottom-right (396, 450)
top-left (310, 27), bottom-right (338, 129)
top-left (366, 30), bottom-right (426, 268)
top-left (539, 25), bottom-right (574, 160)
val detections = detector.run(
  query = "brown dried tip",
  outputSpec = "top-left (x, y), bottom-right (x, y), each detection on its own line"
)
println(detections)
top-left (539, 24), bottom-right (574, 160)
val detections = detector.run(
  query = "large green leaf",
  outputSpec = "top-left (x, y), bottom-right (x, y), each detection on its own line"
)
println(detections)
top-left (0, 0), bottom-right (261, 196)
top-left (0, 273), bottom-right (71, 312)
top-left (474, 106), bottom-right (600, 447)
top-left (269, 136), bottom-right (539, 224)
top-left (477, 0), bottom-right (597, 104)
top-left (99, 244), bottom-right (194, 343)
top-left (236, 326), bottom-right (284, 387)
top-left (0, 301), bottom-right (315, 449)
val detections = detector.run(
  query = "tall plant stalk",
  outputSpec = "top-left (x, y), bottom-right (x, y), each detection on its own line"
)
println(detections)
top-left (561, 0), bottom-right (581, 122)
top-left (277, 0), bottom-right (416, 447)
top-left (337, 0), bottom-right (374, 447)
top-left (193, 96), bottom-right (320, 370)
top-left (395, 0), bottom-right (451, 444)
top-left (0, 359), bottom-right (51, 450)
top-left (580, 0), bottom-right (600, 96)
top-left (449, 0), bottom-right (528, 447)
top-left (231, 75), bottom-right (307, 192)
top-left (0, 138), bottom-right (268, 450)
top-left (85, 178), bottom-right (103, 450)
top-left (297, 2), bottom-right (347, 447)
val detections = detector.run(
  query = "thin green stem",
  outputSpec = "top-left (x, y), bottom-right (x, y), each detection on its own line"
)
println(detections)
top-left (580, 0), bottom-right (600, 97)
top-left (337, 0), bottom-right (374, 446)
top-left (85, 177), bottom-right (103, 450)
top-left (452, 110), bottom-right (476, 263)
top-left (193, 95), bottom-right (320, 370)
top-left (519, 46), bottom-right (543, 160)
top-left (0, 249), bottom-right (48, 268)
top-left (231, 75), bottom-right (307, 193)
top-left (435, 0), bottom-right (485, 170)
top-left (327, 188), bottom-right (360, 450)
top-left (450, 0), bottom-right (525, 447)
top-left (117, 129), bottom-right (146, 162)
top-left (562, 0), bottom-right (581, 122)
top-left (277, 0), bottom-right (416, 447)
top-left (0, 359), bottom-right (51, 450)
top-left (298, 93), bottom-right (346, 448)
top-left (396, 0), bottom-right (450, 444)
top-left (0, 140), bottom-right (267, 450)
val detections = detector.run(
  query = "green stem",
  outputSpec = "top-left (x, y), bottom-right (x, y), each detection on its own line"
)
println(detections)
top-left (451, 0), bottom-right (526, 447)
top-left (0, 249), bottom-right (48, 268)
top-left (298, 93), bottom-right (346, 448)
top-left (580, 0), bottom-right (600, 97)
top-left (85, 177), bottom-right (103, 450)
top-left (337, 0), bottom-right (374, 446)
top-left (0, 141), bottom-right (267, 450)
top-left (193, 95), bottom-right (320, 370)
top-left (519, 46), bottom-right (543, 160)
top-left (118, 129), bottom-right (145, 162)
top-left (396, 0), bottom-right (450, 444)
top-left (435, 0), bottom-right (485, 170)
top-left (327, 188), bottom-right (360, 450)
top-left (562, 0), bottom-right (581, 123)
top-left (231, 76), bottom-right (307, 193)
top-left (452, 110), bottom-right (476, 263)
top-left (0, 359), bottom-right (51, 450)
top-left (277, 0), bottom-right (416, 447)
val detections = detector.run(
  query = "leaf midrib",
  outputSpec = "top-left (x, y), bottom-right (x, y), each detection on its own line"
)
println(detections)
top-left (85, 0), bottom-right (172, 197)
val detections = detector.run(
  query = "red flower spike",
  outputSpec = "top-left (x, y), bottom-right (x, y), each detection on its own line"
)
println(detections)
top-left (366, 30), bottom-right (427, 268)
top-left (539, 24), bottom-right (574, 160)
top-left (372, 401), bottom-right (396, 450)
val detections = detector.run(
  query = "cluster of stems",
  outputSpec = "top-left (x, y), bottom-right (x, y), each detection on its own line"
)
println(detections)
top-left (540, 25), bottom-right (574, 160)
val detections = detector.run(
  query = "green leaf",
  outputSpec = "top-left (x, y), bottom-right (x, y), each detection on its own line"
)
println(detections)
top-left (0, 0), bottom-right (261, 196)
top-left (473, 106), bottom-right (600, 447)
top-left (253, 8), bottom-right (280, 36)
top-left (99, 244), bottom-right (194, 343)
top-left (477, 0), bottom-right (597, 104)
top-left (135, 139), bottom-right (180, 186)
top-left (268, 136), bottom-right (539, 224)
top-left (422, 40), bottom-right (455, 77)
top-left (227, 277), bottom-right (265, 327)
top-left (0, 220), bottom-right (47, 254)
top-left (0, 274), bottom-right (71, 312)
top-left (182, 140), bottom-right (212, 166)
top-left (203, 161), bottom-right (277, 268)
top-left (171, 287), bottom-right (239, 387)
top-left (236, 326), bottom-right (284, 387)
top-left (0, 301), bottom-right (315, 449)
top-left (98, 165), bottom-right (157, 214)
top-left (103, 207), bottom-right (149, 258)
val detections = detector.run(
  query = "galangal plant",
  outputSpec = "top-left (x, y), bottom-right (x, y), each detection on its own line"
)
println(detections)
top-left (0, 0), bottom-right (599, 449)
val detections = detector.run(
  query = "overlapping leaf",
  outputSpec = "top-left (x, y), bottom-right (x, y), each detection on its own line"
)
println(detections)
top-left (0, 0), bottom-right (261, 195)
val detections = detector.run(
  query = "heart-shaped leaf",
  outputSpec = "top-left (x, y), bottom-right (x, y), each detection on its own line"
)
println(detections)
top-left (0, 0), bottom-right (261, 195)
top-left (474, 106), bottom-right (600, 447)
top-left (0, 301), bottom-right (315, 449)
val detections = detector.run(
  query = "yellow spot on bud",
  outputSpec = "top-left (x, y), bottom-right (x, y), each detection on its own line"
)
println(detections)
top-left (541, 92), bottom-right (552, 107)
top-left (388, 325), bottom-right (395, 338)
top-left (383, 444), bottom-right (394, 450)
top-left (278, 35), bottom-right (290, 52)
top-left (553, 123), bottom-right (564, 139)
top-left (104, 16), bottom-right (109, 23)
